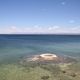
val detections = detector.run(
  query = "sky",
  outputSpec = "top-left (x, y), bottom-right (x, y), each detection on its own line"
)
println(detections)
top-left (0, 0), bottom-right (80, 34)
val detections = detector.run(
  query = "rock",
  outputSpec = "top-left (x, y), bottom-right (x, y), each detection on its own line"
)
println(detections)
top-left (31, 53), bottom-right (58, 61)
top-left (41, 76), bottom-right (50, 80)
top-left (20, 53), bottom-right (77, 65)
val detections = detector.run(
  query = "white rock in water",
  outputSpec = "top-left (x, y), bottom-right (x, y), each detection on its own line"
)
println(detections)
top-left (39, 53), bottom-right (58, 60)
top-left (21, 53), bottom-right (77, 64)
top-left (29, 53), bottom-right (58, 61)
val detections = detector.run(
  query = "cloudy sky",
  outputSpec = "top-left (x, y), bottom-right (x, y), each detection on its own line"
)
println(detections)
top-left (0, 0), bottom-right (80, 34)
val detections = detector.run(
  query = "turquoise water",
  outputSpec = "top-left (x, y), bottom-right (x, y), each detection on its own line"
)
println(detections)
top-left (0, 35), bottom-right (80, 64)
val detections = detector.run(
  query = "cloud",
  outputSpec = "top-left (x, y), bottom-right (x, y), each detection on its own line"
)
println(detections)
top-left (69, 20), bottom-right (75, 23)
top-left (8, 26), bottom-right (17, 32)
top-left (61, 1), bottom-right (66, 5)
top-left (0, 26), bottom-right (80, 34)
top-left (48, 26), bottom-right (59, 30)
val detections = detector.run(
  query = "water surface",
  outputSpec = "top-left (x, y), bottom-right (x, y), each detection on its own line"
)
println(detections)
top-left (0, 34), bottom-right (80, 64)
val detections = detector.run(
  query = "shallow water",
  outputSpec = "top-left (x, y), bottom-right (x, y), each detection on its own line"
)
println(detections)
top-left (0, 34), bottom-right (80, 64)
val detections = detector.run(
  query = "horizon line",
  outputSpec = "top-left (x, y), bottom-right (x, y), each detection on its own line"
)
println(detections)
top-left (0, 33), bottom-right (80, 35)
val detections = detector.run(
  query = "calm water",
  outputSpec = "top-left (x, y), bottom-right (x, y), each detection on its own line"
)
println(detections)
top-left (0, 34), bottom-right (80, 64)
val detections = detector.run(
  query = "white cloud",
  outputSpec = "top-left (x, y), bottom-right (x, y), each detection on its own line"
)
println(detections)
top-left (0, 26), bottom-right (80, 34)
top-left (48, 26), bottom-right (59, 30)
top-left (61, 1), bottom-right (66, 5)
top-left (69, 20), bottom-right (75, 23)
top-left (8, 26), bottom-right (17, 33)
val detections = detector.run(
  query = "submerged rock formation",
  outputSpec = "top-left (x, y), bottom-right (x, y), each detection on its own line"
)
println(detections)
top-left (21, 53), bottom-right (77, 64)
top-left (30, 53), bottom-right (58, 61)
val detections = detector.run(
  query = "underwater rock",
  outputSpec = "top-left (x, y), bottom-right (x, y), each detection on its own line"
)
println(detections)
top-left (20, 53), bottom-right (77, 65)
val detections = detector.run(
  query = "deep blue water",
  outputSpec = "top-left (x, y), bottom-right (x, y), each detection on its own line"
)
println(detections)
top-left (0, 34), bottom-right (80, 64)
